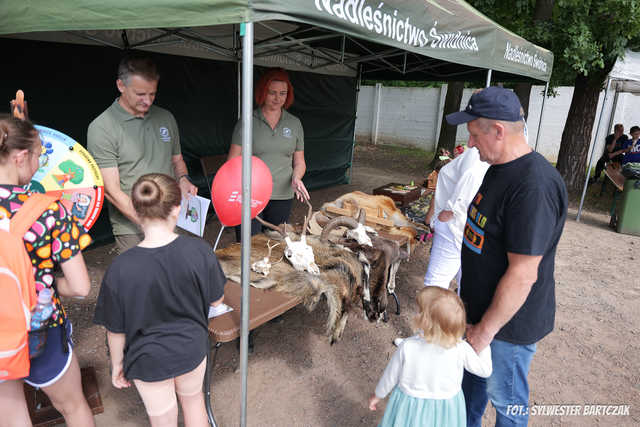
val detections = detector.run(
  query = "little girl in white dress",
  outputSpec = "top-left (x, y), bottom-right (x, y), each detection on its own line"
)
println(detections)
top-left (369, 287), bottom-right (492, 426)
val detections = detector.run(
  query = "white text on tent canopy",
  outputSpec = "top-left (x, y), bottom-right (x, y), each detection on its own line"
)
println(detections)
top-left (314, 0), bottom-right (479, 51)
top-left (504, 41), bottom-right (548, 73)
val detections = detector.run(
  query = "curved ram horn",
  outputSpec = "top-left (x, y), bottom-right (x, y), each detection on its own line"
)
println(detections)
top-left (255, 216), bottom-right (287, 239)
top-left (320, 216), bottom-right (359, 241)
top-left (372, 237), bottom-right (400, 292)
top-left (315, 212), bottom-right (331, 227)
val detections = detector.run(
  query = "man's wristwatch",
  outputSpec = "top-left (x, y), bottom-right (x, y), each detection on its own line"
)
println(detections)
top-left (179, 174), bottom-right (190, 182)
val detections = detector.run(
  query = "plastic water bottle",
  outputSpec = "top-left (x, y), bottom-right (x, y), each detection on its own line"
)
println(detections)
top-left (29, 288), bottom-right (54, 358)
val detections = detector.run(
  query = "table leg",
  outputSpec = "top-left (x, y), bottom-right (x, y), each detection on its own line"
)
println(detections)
top-left (390, 292), bottom-right (400, 315)
top-left (205, 341), bottom-right (222, 427)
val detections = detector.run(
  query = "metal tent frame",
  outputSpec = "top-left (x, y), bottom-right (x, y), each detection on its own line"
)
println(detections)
top-left (3, 6), bottom-right (555, 426)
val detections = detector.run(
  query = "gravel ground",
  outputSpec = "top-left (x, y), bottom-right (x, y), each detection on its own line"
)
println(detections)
top-left (59, 143), bottom-right (639, 426)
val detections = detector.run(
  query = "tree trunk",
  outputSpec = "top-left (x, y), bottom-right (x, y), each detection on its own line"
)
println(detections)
top-left (533, 0), bottom-right (554, 20)
top-left (513, 83), bottom-right (531, 119)
top-left (555, 74), bottom-right (604, 193)
top-left (431, 81), bottom-right (464, 167)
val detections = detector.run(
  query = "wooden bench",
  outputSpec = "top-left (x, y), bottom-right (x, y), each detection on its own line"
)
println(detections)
top-left (605, 163), bottom-right (625, 192)
top-left (204, 280), bottom-right (301, 426)
top-left (24, 367), bottom-right (103, 426)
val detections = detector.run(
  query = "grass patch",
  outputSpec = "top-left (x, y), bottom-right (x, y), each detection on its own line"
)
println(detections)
top-left (378, 144), bottom-right (433, 161)
top-left (568, 180), bottom-right (617, 215)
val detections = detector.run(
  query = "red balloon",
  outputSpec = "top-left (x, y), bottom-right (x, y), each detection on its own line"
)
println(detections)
top-left (211, 156), bottom-right (273, 226)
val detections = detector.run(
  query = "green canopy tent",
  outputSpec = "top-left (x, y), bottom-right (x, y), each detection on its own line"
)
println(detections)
top-left (1, 1), bottom-right (552, 81)
top-left (1, 2), bottom-right (553, 426)
top-left (1, 0), bottom-right (554, 243)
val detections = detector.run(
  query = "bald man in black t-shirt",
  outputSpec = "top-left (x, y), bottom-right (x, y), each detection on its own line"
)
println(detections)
top-left (446, 87), bottom-right (568, 427)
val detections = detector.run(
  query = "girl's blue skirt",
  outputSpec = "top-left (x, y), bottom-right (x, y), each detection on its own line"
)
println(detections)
top-left (378, 387), bottom-right (466, 427)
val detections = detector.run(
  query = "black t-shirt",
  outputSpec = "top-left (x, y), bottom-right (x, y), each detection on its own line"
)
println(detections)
top-left (461, 151), bottom-right (567, 345)
top-left (94, 236), bottom-right (226, 381)
top-left (603, 134), bottom-right (629, 162)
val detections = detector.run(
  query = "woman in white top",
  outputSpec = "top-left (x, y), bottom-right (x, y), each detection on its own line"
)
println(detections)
top-left (369, 287), bottom-right (492, 427)
top-left (423, 146), bottom-right (489, 292)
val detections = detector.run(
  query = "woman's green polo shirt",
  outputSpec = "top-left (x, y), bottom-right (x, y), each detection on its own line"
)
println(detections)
top-left (231, 108), bottom-right (304, 200)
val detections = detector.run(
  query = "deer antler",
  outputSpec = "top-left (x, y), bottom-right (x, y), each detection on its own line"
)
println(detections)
top-left (302, 200), bottom-right (313, 238)
top-left (255, 216), bottom-right (287, 239)
top-left (266, 239), bottom-right (280, 258)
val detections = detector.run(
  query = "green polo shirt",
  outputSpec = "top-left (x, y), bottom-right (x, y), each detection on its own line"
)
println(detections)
top-left (231, 108), bottom-right (304, 200)
top-left (87, 100), bottom-right (181, 235)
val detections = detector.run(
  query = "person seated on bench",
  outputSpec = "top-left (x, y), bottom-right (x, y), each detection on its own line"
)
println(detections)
top-left (94, 173), bottom-right (226, 427)
top-left (591, 123), bottom-right (629, 184)
top-left (621, 126), bottom-right (640, 169)
top-left (606, 126), bottom-right (639, 229)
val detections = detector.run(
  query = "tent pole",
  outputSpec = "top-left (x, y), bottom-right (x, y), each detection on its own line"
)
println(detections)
top-left (237, 64), bottom-right (242, 120)
top-left (606, 85), bottom-right (620, 136)
top-left (577, 77), bottom-right (612, 222)
top-left (371, 83), bottom-right (382, 144)
top-left (239, 21), bottom-right (253, 427)
top-left (235, 24), bottom-right (242, 120)
top-left (348, 64), bottom-right (362, 184)
top-left (534, 82), bottom-right (549, 152)
top-left (485, 69), bottom-right (492, 87)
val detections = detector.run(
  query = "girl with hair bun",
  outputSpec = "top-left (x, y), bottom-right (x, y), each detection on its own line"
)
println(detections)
top-left (94, 173), bottom-right (226, 427)
top-left (0, 114), bottom-right (95, 426)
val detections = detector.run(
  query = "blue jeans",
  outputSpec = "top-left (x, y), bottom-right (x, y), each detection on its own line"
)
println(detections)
top-left (462, 339), bottom-right (537, 427)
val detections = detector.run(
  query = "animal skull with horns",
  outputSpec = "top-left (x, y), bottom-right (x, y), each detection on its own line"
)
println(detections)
top-left (256, 201), bottom-right (320, 275)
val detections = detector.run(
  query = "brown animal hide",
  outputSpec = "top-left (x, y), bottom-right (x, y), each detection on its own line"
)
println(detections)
top-left (320, 191), bottom-right (417, 248)
top-left (215, 233), bottom-right (366, 343)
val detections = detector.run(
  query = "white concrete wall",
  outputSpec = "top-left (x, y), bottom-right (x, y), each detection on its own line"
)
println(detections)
top-left (355, 84), bottom-right (640, 162)
top-left (357, 85), bottom-right (443, 151)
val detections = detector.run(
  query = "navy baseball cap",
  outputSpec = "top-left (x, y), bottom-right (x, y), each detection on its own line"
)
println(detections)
top-left (446, 86), bottom-right (523, 125)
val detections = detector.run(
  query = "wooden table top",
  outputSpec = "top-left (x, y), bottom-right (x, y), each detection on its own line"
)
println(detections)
top-left (208, 280), bottom-right (301, 343)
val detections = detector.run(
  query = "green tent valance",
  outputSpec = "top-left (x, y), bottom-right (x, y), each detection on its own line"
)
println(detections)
top-left (1, 0), bottom-right (552, 81)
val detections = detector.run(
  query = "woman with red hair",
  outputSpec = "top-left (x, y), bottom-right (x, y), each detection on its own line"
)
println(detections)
top-left (227, 68), bottom-right (309, 240)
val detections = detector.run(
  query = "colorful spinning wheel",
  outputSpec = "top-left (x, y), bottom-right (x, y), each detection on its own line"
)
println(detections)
top-left (29, 125), bottom-right (104, 230)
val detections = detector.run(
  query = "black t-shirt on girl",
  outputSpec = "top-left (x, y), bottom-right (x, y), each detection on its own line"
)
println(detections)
top-left (461, 151), bottom-right (568, 345)
top-left (94, 236), bottom-right (226, 381)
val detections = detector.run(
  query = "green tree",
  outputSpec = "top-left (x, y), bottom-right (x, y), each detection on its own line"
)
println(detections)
top-left (469, 0), bottom-right (640, 193)
top-left (552, 1), bottom-right (640, 192)
top-left (469, 0), bottom-right (555, 119)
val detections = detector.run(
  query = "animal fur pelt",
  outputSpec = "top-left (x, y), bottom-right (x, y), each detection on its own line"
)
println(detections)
top-left (216, 233), bottom-right (366, 343)
top-left (320, 191), bottom-right (417, 248)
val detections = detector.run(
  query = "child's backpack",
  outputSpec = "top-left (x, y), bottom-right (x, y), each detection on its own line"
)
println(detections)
top-left (0, 193), bottom-right (59, 381)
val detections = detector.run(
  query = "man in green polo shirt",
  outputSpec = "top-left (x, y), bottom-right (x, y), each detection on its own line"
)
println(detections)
top-left (88, 55), bottom-right (197, 253)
